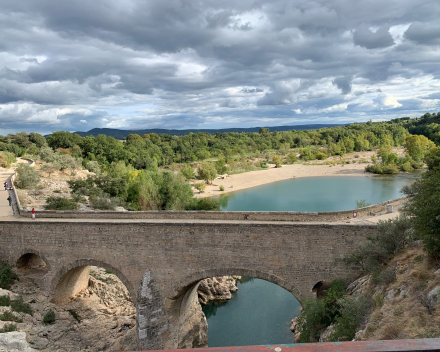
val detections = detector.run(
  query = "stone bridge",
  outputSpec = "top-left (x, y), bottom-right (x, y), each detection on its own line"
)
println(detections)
top-left (0, 219), bottom-right (378, 350)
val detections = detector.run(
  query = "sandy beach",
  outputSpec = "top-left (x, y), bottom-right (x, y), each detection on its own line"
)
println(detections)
top-left (191, 149), bottom-right (396, 198)
top-left (193, 162), bottom-right (372, 198)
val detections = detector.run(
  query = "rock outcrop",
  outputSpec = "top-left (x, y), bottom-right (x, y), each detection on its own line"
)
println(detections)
top-left (0, 266), bottom-right (137, 352)
top-left (197, 276), bottom-right (241, 304)
top-left (0, 332), bottom-right (37, 352)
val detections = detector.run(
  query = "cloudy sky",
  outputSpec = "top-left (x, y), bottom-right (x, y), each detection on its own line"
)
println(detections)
top-left (1, 0), bottom-right (440, 134)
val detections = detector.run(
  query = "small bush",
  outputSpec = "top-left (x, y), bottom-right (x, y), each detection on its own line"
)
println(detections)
top-left (0, 261), bottom-right (18, 290)
top-left (365, 164), bottom-right (383, 174)
top-left (0, 295), bottom-right (10, 306)
top-left (356, 199), bottom-right (371, 208)
top-left (399, 162), bottom-right (412, 172)
top-left (219, 185), bottom-right (225, 191)
top-left (0, 310), bottom-right (23, 323)
top-left (382, 164), bottom-right (399, 174)
top-left (11, 297), bottom-right (33, 316)
top-left (194, 182), bottom-right (206, 193)
top-left (0, 323), bottom-right (17, 333)
top-left (45, 197), bottom-right (78, 210)
top-left (286, 153), bottom-right (297, 164)
top-left (43, 310), bottom-right (56, 324)
top-left (15, 163), bottom-right (40, 189)
top-left (89, 195), bottom-right (121, 210)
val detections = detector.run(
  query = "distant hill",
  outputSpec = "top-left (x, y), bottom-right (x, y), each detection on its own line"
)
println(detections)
top-left (74, 124), bottom-right (344, 138)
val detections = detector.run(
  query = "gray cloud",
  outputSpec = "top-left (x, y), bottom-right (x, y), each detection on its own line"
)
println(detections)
top-left (0, 0), bottom-right (439, 133)
top-left (353, 25), bottom-right (395, 49)
top-left (404, 22), bottom-right (440, 45)
top-left (332, 76), bottom-right (353, 95)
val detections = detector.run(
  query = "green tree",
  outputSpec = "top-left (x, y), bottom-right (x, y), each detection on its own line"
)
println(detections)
top-left (40, 163), bottom-right (60, 177)
top-left (194, 182), bottom-right (206, 193)
top-left (180, 164), bottom-right (195, 180)
top-left (403, 169), bottom-right (440, 257)
top-left (197, 162), bottom-right (217, 184)
top-left (286, 152), bottom-right (297, 164)
top-left (272, 155), bottom-right (282, 168)
top-left (214, 155), bottom-right (228, 175)
top-left (404, 134), bottom-right (435, 161)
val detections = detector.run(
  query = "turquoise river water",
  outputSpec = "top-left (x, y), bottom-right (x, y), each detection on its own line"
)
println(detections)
top-left (204, 174), bottom-right (419, 347)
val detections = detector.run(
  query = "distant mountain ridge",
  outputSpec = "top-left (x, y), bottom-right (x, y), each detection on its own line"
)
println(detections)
top-left (74, 124), bottom-right (344, 138)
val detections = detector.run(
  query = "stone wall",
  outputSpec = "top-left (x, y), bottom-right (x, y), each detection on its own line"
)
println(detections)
top-left (0, 219), bottom-right (377, 349)
top-left (17, 196), bottom-right (407, 222)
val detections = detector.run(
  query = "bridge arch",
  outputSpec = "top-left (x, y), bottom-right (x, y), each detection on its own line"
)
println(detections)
top-left (172, 267), bottom-right (303, 302)
top-left (51, 259), bottom-right (135, 304)
top-left (14, 249), bottom-right (50, 271)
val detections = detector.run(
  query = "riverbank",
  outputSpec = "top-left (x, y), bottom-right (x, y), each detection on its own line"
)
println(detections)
top-left (193, 161), bottom-right (371, 199)
top-left (192, 148), bottom-right (409, 199)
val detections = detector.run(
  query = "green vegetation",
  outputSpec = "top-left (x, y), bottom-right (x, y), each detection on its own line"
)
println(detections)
top-left (15, 163), bottom-right (40, 189)
top-left (365, 135), bottom-right (432, 175)
top-left (43, 310), bottom-right (56, 324)
top-left (194, 182), bottom-right (206, 193)
top-left (402, 147), bottom-right (440, 257)
top-left (11, 297), bottom-right (33, 316)
top-left (219, 185), bottom-right (225, 191)
top-left (0, 310), bottom-right (23, 323)
top-left (297, 280), bottom-right (373, 342)
top-left (0, 151), bottom-right (16, 168)
top-left (345, 216), bottom-right (412, 282)
top-left (0, 261), bottom-right (18, 290)
top-left (45, 196), bottom-right (79, 210)
top-left (0, 295), bottom-right (10, 306)
top-left (355, 199), bottom-right (371, 208)
top-left (0, 323), bottom-right (18, 333)
top-left (1, 112), bottom-right (439, 211)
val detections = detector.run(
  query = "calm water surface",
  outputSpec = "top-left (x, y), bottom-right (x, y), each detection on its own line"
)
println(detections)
top-left (205, 174), bottom-right (420, 347)
top-left (217, 174), bottom-right (419, 211)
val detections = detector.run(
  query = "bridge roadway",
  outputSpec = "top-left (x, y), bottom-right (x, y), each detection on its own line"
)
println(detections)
top-left (0, 215), bottom-right (379, 350)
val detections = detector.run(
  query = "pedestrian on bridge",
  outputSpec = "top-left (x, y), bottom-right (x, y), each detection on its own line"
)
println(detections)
top-left (7, 196), bottom-right (11, 206)
top-left (4, 182), bottom-right (7, 191)
top-left (31, 208), bottom-right (35, 220)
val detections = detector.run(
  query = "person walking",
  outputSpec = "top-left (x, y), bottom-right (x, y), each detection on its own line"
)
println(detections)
top-left (4, 182), bottom-right (7, 191)
top-left (31, 208), bottom-right (35, 220)
top-left (7, 196), bottom-right (11, 206)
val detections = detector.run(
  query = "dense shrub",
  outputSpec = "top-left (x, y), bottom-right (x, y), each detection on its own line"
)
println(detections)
top-left (89, 195), bottom-right (121, 210)
top-left (45, 197), bottom-right (78, 210)
top-left (11, 297), bottom-right (33, 315)
top-left (345, 216), bottom-right (412, 275)
top-left (0, 261), bottom-right (18, 290)
top-left (0, 310), bottom-right (23, 323)
top-left (0, 151), bottom-right (16, 168)
top-left (286, 152), bottom-right (297, 164)
top-left (194, 182), bottom-right (206, 193)
top-left (219, 185), bottom-right (225, 191)
top-left (43, 310), bottom-right (56, 324)
top-left (0, 323), bottom-right (18, 333)
top-left (298, 280), bottom-right (373, 343)
top-left (186, 197), bottom-right (221, 211)
top-left (0, 295), bottom-right (10, 306)
top-left (180, 164), bottom-right (195, 180)
top-left (15, 163), bottom-right (40, 189)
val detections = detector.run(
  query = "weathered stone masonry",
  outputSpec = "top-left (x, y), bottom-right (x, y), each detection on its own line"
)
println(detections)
top-left (0, 220), bottom-right (377, 350)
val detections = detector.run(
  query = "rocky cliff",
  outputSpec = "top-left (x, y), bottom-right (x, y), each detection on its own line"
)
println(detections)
top-left (291, 243), bottom-right (440, 342)
top-left (0, 266), bottom-right (137, 352)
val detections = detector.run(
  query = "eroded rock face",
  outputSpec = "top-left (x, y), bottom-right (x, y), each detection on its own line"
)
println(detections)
top-left (197, 276), bottom-right (241, 305)
top-left (2, 266), bottom-right (137, 352)
top-left (0, 332), bottom-right (36, 352)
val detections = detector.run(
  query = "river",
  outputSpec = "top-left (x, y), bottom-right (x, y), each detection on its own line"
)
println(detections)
top-left (204, 173), bottom-right (419, 347)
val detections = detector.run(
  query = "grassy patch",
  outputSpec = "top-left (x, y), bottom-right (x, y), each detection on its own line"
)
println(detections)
top-left (11, 297), bottom-right (33, 316)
